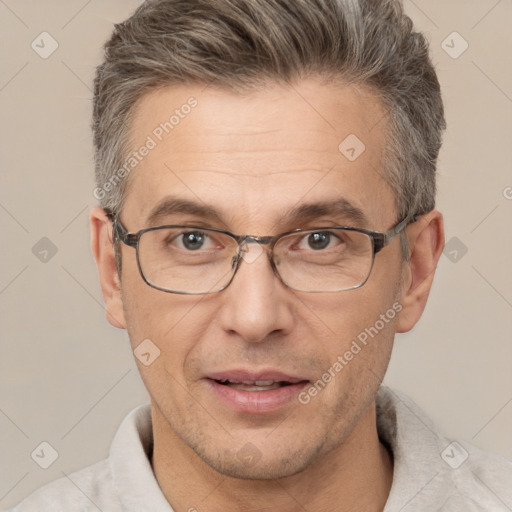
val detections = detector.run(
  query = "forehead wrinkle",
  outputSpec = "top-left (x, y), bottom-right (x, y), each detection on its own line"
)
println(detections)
top-left (159, 167), bottom-right (333, 178)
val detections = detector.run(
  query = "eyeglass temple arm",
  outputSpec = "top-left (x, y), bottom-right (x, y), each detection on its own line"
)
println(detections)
top-left (372, 214), bottom-right (417, 254)
top-left (104, 211), bottom-right (138, 247)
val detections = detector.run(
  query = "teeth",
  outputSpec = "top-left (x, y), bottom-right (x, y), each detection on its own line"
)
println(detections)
top-left (228, 382), bottom-right (282, 391)
top-left (216, 379), bottom-right (288, 391)
top-left (219, 379), bottom-right (278, 385)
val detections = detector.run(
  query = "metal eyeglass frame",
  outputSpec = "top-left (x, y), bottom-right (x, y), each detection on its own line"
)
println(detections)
top-left (107, 211), bottom-right (417, 294)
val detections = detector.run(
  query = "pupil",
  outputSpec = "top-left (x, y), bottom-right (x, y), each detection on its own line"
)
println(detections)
top-left (308, 232), bottom-right (330, 250)
top-left (183, 232), bottom-right (204, 250)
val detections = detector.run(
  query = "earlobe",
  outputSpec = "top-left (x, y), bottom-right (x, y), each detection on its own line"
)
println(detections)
top-left (90, 206), bottom-right (127, 329)
top-left (396, 210), bottom-right (445, 333)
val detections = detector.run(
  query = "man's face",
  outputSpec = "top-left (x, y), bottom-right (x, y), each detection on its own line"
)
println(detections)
top-left (116, 79), bottom-right (404, 478)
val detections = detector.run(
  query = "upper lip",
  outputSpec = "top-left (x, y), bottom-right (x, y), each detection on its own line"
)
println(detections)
top-left (206, 369), bottom-right (308, 384)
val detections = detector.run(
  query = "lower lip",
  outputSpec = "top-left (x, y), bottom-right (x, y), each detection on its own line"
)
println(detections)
top-left (206, 379), bottom-right (308, 414)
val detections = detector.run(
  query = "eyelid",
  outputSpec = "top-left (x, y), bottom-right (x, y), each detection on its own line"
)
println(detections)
top-left (291, 227), bottom-right (352, 237)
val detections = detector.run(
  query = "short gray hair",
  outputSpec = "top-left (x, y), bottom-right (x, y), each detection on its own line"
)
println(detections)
top-left (93, 0), bottom-right (445, 228)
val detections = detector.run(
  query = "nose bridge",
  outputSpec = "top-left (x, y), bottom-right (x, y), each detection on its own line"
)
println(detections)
top-left (220, 235), bottom-right (293, 343)
top-left (234, 235), bottom-right (276, 277)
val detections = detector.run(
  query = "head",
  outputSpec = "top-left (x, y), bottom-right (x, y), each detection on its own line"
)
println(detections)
top-left (91, 0), bottom-right (445, 480)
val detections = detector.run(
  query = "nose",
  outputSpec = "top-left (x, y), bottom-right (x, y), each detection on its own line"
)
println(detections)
top-left (217, 242), bottom-right (295, 344)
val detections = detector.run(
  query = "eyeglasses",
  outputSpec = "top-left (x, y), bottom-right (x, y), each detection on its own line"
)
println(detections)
top-left (110, 214), bottom-right (415, 294)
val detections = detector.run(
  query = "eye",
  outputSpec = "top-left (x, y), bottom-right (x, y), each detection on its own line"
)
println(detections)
top-left (306, 232), bottom-right (331, 250)
top-left (297, 231), bottom-right (341, 251)
top-left (175, 231), bottom-right (215, 251)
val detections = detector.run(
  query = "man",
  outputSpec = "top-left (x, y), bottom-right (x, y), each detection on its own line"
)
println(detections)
top-left (8, 0), bottom-right (512, 511)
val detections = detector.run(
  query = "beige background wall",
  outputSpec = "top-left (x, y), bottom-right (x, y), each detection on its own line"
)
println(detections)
top-left (1, 0), bottom-right (511, 508)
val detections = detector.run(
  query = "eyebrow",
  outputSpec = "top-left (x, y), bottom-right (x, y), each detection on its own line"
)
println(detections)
top-left (284, 199), bottom-right (369, 228)
top-left (147, 197), bottom-right (224, 226)
top-left (146, 196), bottom-right (369, 229)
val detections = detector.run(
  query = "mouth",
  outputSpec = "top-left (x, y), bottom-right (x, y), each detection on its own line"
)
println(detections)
top-left (205, 371), bottom-right (309, 414)
top-left (214, 379), bottom-right (297, 391)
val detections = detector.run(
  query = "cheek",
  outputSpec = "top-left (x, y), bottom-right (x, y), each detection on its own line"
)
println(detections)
top-left (122, 285), bottom-right (217, 413)
top-left (298, 269), bottom-right (401, 397)
top-left (120, 253), bottom-right (213, 370)
top-left (302, 282), bottom-right (400, 345)
top-left (301, 290), bottom-right (399, 406)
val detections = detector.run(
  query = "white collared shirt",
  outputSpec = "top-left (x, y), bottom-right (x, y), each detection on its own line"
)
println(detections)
top-left (6, 387), bottom-right (512, 511)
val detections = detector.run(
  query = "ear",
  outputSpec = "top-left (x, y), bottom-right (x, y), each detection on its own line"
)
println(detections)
top-left (90, 206), bottom-right (127, 329)
top-left (396, 210), bottom-right (444, 333)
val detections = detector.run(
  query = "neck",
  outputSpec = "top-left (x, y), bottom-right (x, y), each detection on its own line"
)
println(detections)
top-left (151, 403), bottom-right (393, 512)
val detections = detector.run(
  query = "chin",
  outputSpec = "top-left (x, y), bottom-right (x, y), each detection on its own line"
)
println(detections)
top-left (190, 438), bottom-right (324, 481)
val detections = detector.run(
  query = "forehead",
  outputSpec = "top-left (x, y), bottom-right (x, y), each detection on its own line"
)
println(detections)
top-left (123, 78), bottom-right (395, 230)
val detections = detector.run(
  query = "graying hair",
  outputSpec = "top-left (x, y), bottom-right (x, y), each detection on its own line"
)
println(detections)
top-left (93, 0), bottom-right (445, 242)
